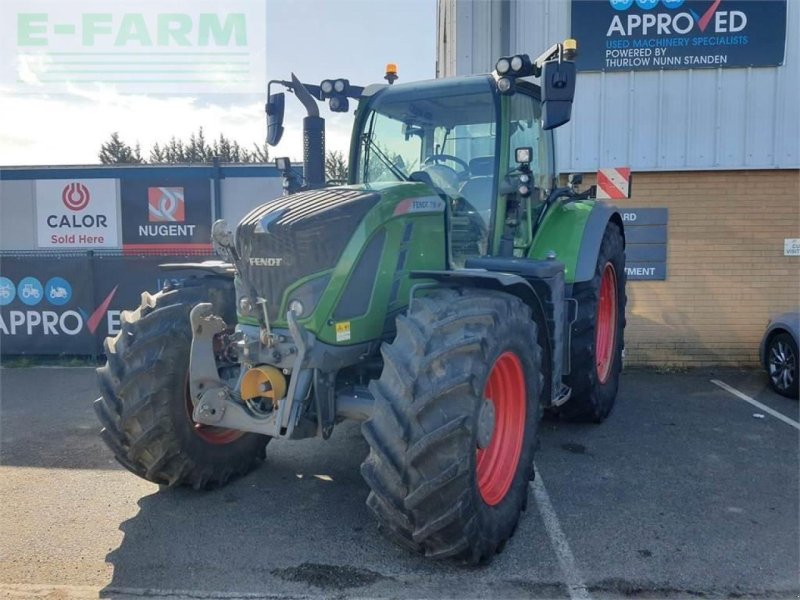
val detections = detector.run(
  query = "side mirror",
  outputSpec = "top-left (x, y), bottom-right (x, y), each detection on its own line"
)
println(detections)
top-left (266, 92), bottom-right (285, 146)
top-left (541, 59), bottom-right (576, 131)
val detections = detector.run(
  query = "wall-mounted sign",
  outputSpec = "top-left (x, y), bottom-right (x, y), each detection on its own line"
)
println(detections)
top-left (785, 239), bottom-right (800, 256)
top-left (35, 179), bottom-right (119, 248)
top-left (621, 207), bottom-right (668, 280)
top-left (571, 0), bottom-right (787, 72)
top-left (121, 178), bottom-right (212, 253)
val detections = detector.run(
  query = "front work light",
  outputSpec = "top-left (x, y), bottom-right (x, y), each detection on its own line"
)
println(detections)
top-left (333, 78), bottom-right (348, 93)
top-left (497, 76), bottom-right (515, 94)
top-left (288, 299), bottom-right (304, 317)
top-left (515, 147), bottom-right (532, 164)
top-left (320, 79), bottom-right (334, 95)
top-left (275, 157), bottom-right (290, 171)
top-left (495, 57), bottom-right (511, 75)
top-left (329, 96), bottom-right (349, 112)
top-left (510, 54), bottom-right (532, 75)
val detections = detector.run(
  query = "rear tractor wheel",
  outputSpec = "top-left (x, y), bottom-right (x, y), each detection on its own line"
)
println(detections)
top-left (94, 279), bottom-right (268, 489)
top-left (561, 221), bottom-right (627, 422)
top-left (360, 288), bottom-right (543, 563)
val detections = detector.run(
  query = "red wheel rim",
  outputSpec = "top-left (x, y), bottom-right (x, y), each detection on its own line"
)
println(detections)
top-left (184, 375), bottom-right (243, 445)
top-left (595, 262), bottom-right (618, 384)
top-left (476, 352), bottom-right (527, 506)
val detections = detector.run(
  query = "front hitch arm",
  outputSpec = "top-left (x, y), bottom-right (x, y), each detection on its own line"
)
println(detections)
top-left (188, 303), bottom-right (314, 438)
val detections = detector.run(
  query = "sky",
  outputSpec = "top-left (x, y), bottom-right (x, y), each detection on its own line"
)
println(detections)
top-left (0, 0), bottom-right (437, 166)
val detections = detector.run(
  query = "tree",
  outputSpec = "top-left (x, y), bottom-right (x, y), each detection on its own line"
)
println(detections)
top-left (98, 132), bottom-right (143, 164)
top-left (249, 141), bottom-right (270, 163)
top-left (149, 142), bottom-right (166, 163)
top-left (99, 129), bottom-right (271, 165)
top-left (325, 150), bottom-right (348, 182)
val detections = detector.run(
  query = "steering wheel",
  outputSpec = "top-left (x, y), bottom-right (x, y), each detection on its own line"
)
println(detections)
top-left (423, 153), bottom-right (470, 175)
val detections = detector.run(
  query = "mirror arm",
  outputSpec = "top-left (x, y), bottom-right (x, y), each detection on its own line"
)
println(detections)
top-left (290, 73), bottom-right (320, 118)
top-left (530, 43), bottom-right (562, 76)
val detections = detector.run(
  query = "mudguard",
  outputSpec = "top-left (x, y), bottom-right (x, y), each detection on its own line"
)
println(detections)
top-left (529, 200), bottom-right (624, 284)
top-left (411, 269), bottom-right (548, 321)
top-left (410, 268), bottom-right (565, 406)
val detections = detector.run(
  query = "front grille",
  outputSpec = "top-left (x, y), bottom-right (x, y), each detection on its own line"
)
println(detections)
top-left (236, 188), bottom-right (379, 320)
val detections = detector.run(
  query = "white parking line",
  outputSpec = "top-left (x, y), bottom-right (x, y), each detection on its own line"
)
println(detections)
top-left (0, 583), bottom-right (319, 599)
top-left (711, 379), bottom-right (800, 431)
top-left (532, 465), bottom-right (593, 600)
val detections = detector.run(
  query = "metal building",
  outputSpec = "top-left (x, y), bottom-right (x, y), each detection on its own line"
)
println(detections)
top-left (437, 0), bottom-right (800, 367)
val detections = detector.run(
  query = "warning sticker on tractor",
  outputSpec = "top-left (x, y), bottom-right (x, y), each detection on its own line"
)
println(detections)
top-left (335, 321), bottom-right (351, 342)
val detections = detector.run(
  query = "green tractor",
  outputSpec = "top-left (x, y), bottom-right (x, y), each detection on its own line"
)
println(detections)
top-left (94, 40), bottom-right (626, 563)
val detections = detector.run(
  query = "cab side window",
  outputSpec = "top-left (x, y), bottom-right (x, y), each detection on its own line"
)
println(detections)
top-left (507, 92), bottom-right (553, 193)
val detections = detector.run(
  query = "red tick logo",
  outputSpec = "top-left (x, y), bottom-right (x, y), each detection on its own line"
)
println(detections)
top-left (86, 286), bottom-right (118, 334)
top-left (691, 0), bottom-right (723, 32)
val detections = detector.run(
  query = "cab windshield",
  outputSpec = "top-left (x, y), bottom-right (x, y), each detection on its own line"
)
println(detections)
top-left (355, 77), bottom-right (499, 260)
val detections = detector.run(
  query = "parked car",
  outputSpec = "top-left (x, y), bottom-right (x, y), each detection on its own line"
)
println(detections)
top-left (760, 312), bottom-right (799, 399)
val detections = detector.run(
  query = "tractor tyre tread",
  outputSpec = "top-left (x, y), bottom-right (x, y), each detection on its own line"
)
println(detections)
top-left (561, 221), bottom-right (627, 422)
top-left (361, 288), bottom-right (543, 564)
top-left (94, 279), bottom-right (267, 489)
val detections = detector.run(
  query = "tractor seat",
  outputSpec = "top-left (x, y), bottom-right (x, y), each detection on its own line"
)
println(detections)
top-left (468, 156), bottom-right (494, 177)
top-left (459, 156), bottom-right (495, 217)
top-left (458, 176), bottom-right (493, 217)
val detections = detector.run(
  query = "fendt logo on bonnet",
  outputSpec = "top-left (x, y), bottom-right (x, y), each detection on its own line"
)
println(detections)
top-left (249, 257), bottom-right (284, 267)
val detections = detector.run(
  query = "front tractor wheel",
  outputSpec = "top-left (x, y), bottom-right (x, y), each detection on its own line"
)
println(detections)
top-left (361, 288), bottom-right (543, 563)
top-left (94, 280), bottom-right (269, 489)
top-left (561, 221), bottom-right (627, 423)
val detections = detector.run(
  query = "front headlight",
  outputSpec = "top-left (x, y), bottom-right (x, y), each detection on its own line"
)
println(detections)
top-left (286, 274), bottom-right (331, 319)
top-left (288, 299), bottom-right (304, 317)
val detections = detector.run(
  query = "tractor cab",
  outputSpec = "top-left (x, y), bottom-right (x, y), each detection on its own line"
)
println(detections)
top-left (350, 75), bottom-right (555, 265)
top-left (265, 40), bottom-right (578, 268)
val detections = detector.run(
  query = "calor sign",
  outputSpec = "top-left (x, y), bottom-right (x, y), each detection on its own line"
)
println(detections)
top-left (36, 178), bottom-right (119, 248)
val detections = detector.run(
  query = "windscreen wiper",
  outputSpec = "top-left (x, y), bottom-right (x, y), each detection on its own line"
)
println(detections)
top-left (362, 134), bottom-right (410, 182)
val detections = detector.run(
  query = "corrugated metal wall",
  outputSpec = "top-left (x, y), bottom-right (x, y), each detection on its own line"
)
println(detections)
top-left (437, 0), bottom-right (800, 173)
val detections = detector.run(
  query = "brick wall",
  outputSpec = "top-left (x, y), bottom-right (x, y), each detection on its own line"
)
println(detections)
top-left (585, 169), bottom-right (800, 367)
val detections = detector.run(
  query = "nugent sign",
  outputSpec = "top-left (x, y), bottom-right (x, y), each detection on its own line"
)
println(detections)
top-left (571, 0), bottom-right (787, 72)
top-left (36, 179), bottom-right (120, 248)
top-left (121, 178), bottom-right (212, 253)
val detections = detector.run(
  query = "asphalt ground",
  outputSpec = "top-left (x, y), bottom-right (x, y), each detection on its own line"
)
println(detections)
top-left (0, 366), bottom-right (798, 599)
